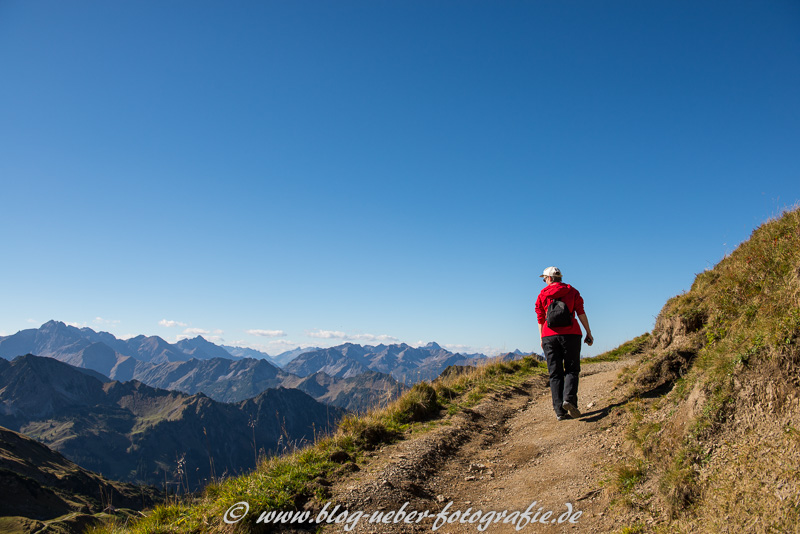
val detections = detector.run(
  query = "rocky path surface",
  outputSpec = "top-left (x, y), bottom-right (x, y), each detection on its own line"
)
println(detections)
top-left (325, 359), bottom-right (632, 534)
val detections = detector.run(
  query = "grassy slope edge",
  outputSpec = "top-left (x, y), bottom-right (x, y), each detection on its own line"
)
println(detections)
top-left (90, 356), bottom-right (546, 534)
top-left (603, 206), bottom-right (800, 533)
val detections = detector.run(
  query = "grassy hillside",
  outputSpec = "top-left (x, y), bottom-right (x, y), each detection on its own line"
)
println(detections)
top-left (0, 425), bottom-right (160, 534)
top-left (605, 206), bottom-right (800, 532)
top-left (90, 355), bottom-right (546, 533)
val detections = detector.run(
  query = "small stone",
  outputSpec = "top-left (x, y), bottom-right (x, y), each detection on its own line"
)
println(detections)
top-left (465, 475), bottom-right (477, 481)
top-left (436, 495), bottom-right (447, 503)
top-left (587, 401), bottom-right (596, 409)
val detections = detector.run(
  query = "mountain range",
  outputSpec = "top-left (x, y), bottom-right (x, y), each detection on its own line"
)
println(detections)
top-left (0, 321), bottom-right (505, 409)
top-left (0, 354), bottom-right (344, 489)
top-left (0, 321), bottom-right (405, 411)
top-left (0, 320), bottom-right (256, 371)
top-left (222, 344), bottom-right (321, 367)
top-left (284, 341), bottom-right (494, 383)
top-left (131, 356), bottom-right (404, 411)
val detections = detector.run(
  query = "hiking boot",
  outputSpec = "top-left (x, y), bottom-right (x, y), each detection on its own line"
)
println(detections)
top-left (562, 401), bottom-right (582, 419)
top-left (557, 414), bottom-right (572, 421)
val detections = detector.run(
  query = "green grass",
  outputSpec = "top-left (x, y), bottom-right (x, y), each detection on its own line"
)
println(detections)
top-left (583, 333), bottom-right (651, 363)
top-left (90, 356), bottom-right (547, 534)
top-left (609, 459), bottom-right (646, 494)
top-left (616, 525), bottom-right (647, 534)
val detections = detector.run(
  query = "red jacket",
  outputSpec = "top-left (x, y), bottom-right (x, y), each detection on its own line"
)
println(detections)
top-left (535, 282), bottom-right (585, 337)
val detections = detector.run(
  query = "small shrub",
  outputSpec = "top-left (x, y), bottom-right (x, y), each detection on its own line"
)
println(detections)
top-left (660, 460), bottom-right (697, 516)
top-left (388, 382), bottom-right (440, 424)
top-left (434, 383), bottom-right (458, 401)
top-left (609, 459), bottom-right (646, 494)
top-left (338, 415), bottom-right (399, 450)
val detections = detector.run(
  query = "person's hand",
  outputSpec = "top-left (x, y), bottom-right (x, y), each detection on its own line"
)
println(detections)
top-left (584, 334), bottom-right (594, 346)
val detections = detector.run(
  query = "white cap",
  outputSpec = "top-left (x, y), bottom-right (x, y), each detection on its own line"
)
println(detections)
top-left (539, 266), bottom-right (562, 278)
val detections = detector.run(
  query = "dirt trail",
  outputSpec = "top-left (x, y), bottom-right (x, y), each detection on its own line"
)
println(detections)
top-left (325, 360), bottom-right (632, 534)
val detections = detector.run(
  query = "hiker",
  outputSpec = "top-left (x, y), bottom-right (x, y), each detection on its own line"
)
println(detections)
top-left (535, 266), bottom-right (594, 421)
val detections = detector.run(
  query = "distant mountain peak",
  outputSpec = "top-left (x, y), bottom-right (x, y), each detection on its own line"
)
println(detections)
top-left (41, 319), bottom-right (68, 331)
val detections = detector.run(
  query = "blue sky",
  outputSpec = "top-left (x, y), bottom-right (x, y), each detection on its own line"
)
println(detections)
top-left (1, 1), bottom-right (798, 357)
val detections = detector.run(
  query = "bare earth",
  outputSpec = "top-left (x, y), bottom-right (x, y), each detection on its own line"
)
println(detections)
top-left (324, 360), bottom-right (632, 534)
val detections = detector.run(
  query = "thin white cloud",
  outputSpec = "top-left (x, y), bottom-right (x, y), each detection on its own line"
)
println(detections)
top-left (94, 316), bottom-right (120, 325)
top-left (159, 319), bottom-right (187, 328)
top-left (246, 329), bottom-right (287, 338)
top-left (183, 327), bottom-right (210, 335)
top-left (26, 318), bottom-right (37, 324)
top-left (443, 343), bottom-right (472, 352)
top-left (65, 321), bottom-right (86, 328)
top-left (351, 333), bottom-right (399, 343)
top-left (471, 346), bottom-right (507, 357)
top-left (306, 330), bottom-right (399, 343)
top-left (118, 333), bottom-right (137, 340)
top-left (268, 339), bottom-right (298, 347)
top-left (307, 330), bottom-right (348, 339)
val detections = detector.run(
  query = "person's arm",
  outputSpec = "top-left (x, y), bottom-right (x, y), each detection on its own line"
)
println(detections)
top-left (578, 314), bottom-right (593, 345)
top-left (535, 294), bottom-right (545, 347)
top-left (538, 322), bottom-right (544, 347)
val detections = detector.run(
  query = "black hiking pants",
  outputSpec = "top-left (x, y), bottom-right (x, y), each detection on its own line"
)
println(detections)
top-left (542, 334), bottom-right (582, 416)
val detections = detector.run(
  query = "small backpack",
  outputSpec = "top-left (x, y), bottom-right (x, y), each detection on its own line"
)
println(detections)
top-left (546, 298), bottom-right (573, 328)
